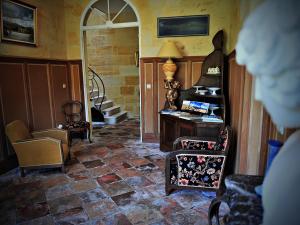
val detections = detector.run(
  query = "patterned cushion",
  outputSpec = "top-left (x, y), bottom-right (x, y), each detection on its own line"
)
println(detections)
top-left (63, 121), bottom-right (90, 129)
top-left (176, 154), bottom-right (226, 189)
top-left (214, 128), bottom-right (228, 151)
top-left (181, 140), bottom-right (216, 150)
top-left (170, 162), bottom-right (178, 185)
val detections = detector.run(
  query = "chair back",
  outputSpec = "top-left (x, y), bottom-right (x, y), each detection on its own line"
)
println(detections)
top-left (5, 120), bottom-right (32, 143)
top-left (214, 126), bottom-right (232, 153)
top-left (62, 101), bottom-right (83, 123)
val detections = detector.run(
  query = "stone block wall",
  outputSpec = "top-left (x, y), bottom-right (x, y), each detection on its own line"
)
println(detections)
top-left (86, 27), bottom-right (139, 118)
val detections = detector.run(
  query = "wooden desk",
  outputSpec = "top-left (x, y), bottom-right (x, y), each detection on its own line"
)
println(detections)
top-left (160, 113), bottom-right (224, 151)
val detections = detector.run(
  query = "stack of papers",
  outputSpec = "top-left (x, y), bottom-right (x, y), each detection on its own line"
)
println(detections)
top-left (201, 115), bottom-right (223, 123)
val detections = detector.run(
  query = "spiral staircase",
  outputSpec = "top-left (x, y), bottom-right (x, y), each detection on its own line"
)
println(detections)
top-left (88, 67), bottom-right (127, 126)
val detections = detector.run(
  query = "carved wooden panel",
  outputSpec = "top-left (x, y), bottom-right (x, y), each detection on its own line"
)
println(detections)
top-left (70, 64), bottom-right (82, 101)
top-left (50, 64), bottom-right (70, 126)
top-left (0, 57), bottom-right (83, 174)
top-left (0, 63), bottom-right (30, 127)
top-left (27, 64), bottom-right (54, 130)
top-left (144, 63), bottom-right (154, 134)
top-left (140, 56), bottom-right (205, 142)
top-left (191, 62), bottom-right (202, 86)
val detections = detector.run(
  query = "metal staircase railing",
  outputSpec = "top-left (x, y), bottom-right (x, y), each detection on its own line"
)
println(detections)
top-left (88, 67), bottom-right (105, 121)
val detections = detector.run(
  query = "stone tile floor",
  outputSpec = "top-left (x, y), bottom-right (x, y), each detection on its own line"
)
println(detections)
top-left (0, 118), bottom-right (228, 225)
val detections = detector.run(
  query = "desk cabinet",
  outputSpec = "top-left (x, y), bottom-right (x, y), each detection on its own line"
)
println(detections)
top-left (160, 114), bottom-right (223, 151)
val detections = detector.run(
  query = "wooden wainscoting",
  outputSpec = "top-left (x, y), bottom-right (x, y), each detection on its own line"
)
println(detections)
top-left (258, 109), bottom-right (296, 175)
top-left (228, 51), bottom-right (296, 175)
top-left (140, 56), bottom-right (205, 142)
top-left (0, 56), bottom-right (84, 174)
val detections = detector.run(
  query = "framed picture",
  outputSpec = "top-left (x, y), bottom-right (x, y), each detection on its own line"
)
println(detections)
top-left (158, 15), bottom-right (209, 37)
top-left (1, 0), bottom-right (37, 46)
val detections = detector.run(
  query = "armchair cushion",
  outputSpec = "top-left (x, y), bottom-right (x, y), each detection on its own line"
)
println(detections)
top-left (5, 120), bottom-right (32, 143)
top-left (5, 120), bottom-right (70, 176)
top-left (13, 137), bottom-right (64, 167)
top-left (176, 154), bottom-right (226, 189)
top-left (32, 129), bottom-right (69, 145)
top-left (181, 139), bottom-right (216, 150)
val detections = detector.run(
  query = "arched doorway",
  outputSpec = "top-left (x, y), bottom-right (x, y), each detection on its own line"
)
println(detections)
top-left (80, 0), bottom-right (141, 138)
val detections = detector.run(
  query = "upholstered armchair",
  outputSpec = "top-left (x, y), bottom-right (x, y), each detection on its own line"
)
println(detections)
top-left (165, 126), bottom-right (232, 195)
top-left (5, 120), bottom-right (70, 176)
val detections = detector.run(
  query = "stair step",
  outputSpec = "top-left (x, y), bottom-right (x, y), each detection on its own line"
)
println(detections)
top-left (90, 95), bottom-right (106, 103)
top-left (95, 100), bottom-right (113, 110)
top-left (103, 105), bottom-right (121, 116)
top-left (104, 111), bottom-right (127, 125)
top-left (90, 90), bottom-right (104, 98)
top-left (92, 121), bottom-right (106, 128)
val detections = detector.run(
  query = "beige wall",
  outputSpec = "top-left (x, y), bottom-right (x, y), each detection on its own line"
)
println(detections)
top-left (0, 0), bottom-right (67, 59)
top-left (0, 0), bottom-right (263, 60)
top-left (86, 28), bottom-right (139, 117)
top-left (64, 0), bottom-right (239, 59)
top-left (0, 0), bottom-right (246, 59)
top-left (228, 0), bottom-right (264, 53)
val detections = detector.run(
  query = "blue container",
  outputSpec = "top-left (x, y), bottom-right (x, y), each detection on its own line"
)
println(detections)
top-left (266, 140), bottom-right (283, 174)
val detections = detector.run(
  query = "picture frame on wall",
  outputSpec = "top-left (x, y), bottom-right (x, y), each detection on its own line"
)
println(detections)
top-left (0, 0), bottom-right (37, 46)
top-left (157, 15), bottom-right (209, 37)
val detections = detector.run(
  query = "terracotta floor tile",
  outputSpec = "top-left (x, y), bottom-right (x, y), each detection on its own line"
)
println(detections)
top-left (125, 176), bottom-right (154, 188)
top-left (53, 207), bottom-right (89, 225)
top-left (0, 119), bottom-right (215, 225)
top-left (83, 198), bottom-right (119, 219)
top-left (78, 188), bottom-right (109, 203)
top-left (115, 168), bottom-right (143, 178)
top-left (67, 170), bottom-right (91, 181)
top-left (48, 194), bottom-right (81, 214)
top-left (101, 180), bottom-right (133, 197)
top-left (45, 184), bottom-right (73, 201)
top-left (89, 165), bottom-right (113, 178)
top-left (96, 173), bottom-right (122, 184)
top-left (82, 160), bottom-right (104, 169)
top-left (16, 202), bottom-right (49, 223)
top-left (71, 179), bottom-right (98, 193)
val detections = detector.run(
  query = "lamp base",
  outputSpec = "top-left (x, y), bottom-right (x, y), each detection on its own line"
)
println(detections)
top-left (164, 80), bottom-right (180, 111)
top-left (162, 58), bottom-right (177, 81)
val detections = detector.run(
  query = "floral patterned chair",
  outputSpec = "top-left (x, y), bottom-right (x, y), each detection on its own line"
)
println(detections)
top-left (62, 101), bottom-right (92, 146)
top-left (165, 126), bottom-right (232, 195)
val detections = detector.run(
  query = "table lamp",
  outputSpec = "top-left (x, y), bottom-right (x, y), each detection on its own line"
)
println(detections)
top-left (158, 41), bottom-right (182, 110)
top-left (158, 40), bottom-right (182, 81)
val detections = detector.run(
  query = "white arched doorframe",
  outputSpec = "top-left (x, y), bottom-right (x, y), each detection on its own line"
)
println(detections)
top-left (80, 0), bottom-right (142, 140)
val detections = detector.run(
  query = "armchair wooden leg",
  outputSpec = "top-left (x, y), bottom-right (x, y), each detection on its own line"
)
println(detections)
top-left (208, 197), bottom-right (222, 225)
top-left (87, 128), bottom-right (92, 143)
top-left (20, 167), bottom-right (25, 177)
top-left (61, 165), bottom-right (66, 173)
top-left (165, 186), bottom-right (173, 196)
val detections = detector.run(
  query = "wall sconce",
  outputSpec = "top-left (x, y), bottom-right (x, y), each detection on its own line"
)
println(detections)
top-left (158, 40), bottom-right (182, 110)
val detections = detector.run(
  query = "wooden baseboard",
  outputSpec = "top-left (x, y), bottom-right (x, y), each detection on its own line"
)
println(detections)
top-left (142, 133), bottom-right (159, 143)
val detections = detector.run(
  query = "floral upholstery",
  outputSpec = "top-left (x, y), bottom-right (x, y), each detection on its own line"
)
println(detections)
top-left (170, 162), bottom-right (178, 185)
top-left (181, 140), bottom-right (216, 150)
top-left (63, 121), bottom-right (90, 129)
top-left (176, 154), bottom-right (225, 189)
top-left (213, 128), bottom-right (228, 151)
top-left (166, 126), bottom-right (232, 195)
top-left (179, 127), bottom-right (229, 152)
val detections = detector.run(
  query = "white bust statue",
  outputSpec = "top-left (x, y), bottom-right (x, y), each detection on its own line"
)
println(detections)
top-left (236, 0), bottom-right (300, 224)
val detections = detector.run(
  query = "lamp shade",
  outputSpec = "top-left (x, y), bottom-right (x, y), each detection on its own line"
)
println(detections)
top-left (157, 40), bottom-right (182, 58)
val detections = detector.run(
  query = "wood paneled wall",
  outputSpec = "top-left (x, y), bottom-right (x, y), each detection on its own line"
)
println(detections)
top-left (140, 56), bottom-right (205, 142)
top-left (228, 51), bottom-right (296, 175)
top-left (0, 56), bottom-right (83, 173)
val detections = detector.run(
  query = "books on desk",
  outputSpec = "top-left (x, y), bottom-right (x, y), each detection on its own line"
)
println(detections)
top-left (201, 115), bottom-right (223, 123)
